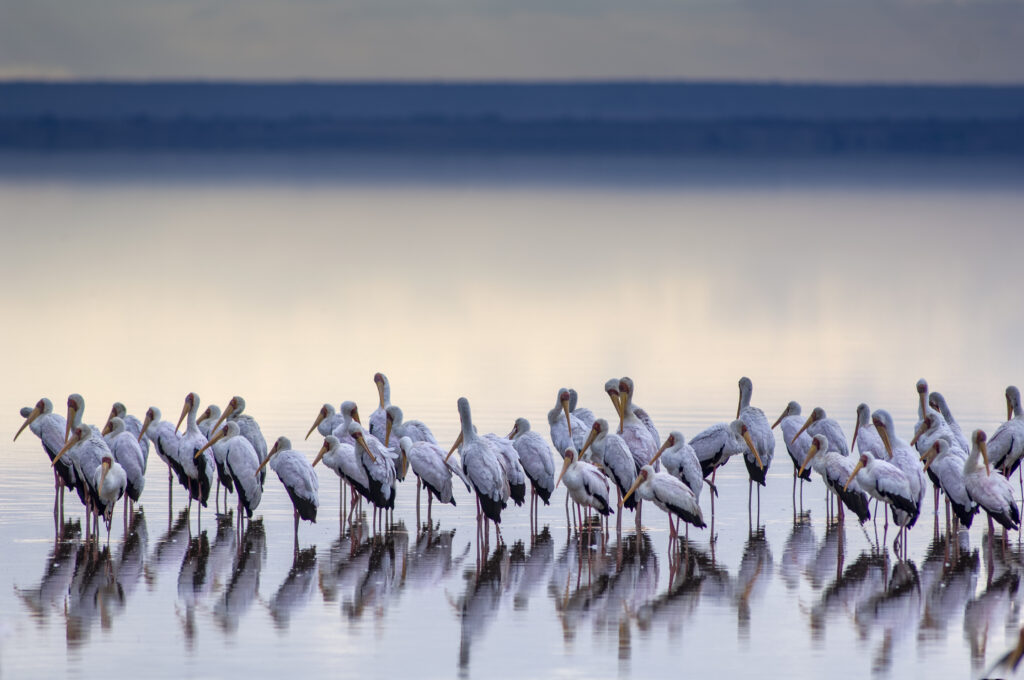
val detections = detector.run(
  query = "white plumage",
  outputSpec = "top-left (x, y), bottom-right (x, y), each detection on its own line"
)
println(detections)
top-left (964, 430), bottom-right (1020, 531)
top-left (988, 386), bottom-right (1024, 476)
top-left (509, 417), bottom-right (555, 505)
top-left (263, 437), bottom-right (319, 527)
top-left (103, 417), bottom-right (146, 503)
top-left (556, 447), bottom-right (612, 516)
top-left (200, 421), bottom-right (263, 519)
top-left (622, 465), bottom-right (704, 535)
top-left (548, 388), bottom-right (586, 457)
top-left (369, 372), bottom-right (392, 442)
top-left (448, 397), bottom-right (508, 525)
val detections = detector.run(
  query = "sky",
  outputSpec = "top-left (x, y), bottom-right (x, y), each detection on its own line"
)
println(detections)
top-left (2, 0), bottom-right (1023, 83)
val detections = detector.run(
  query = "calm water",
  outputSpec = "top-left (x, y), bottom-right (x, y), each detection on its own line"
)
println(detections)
top-left (3, 154), bottom-right (1024, 679)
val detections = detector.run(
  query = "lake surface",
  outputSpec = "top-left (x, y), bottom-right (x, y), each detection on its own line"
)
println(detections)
top-left (2, 153), bottom-right (1024, 679)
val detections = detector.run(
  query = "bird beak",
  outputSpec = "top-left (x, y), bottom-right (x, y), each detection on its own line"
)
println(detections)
top-left (579, 427), bottom-right (600, 460)
top-left (100, 460), bottom-right (111, 488)
top-left (743, 430), bottom-right (764, 469)
top-left (305, 410), bottom-right (326, 440)
top-left (174, 398), bottom-right (190, 434)
top-left (312, 440), bottom-right (330, 467)
top-left (981, 439), bottom-right (991, 476)
top-left (554, 454), bottom-right (572, 489)
top-left (909, 422), bottom-right (927, 448)
top-left (507, 425), bottom-right (517, 440)
top-left (797, 441), bottom-right (819, 477)
top-left (52, 430), bottom-right (82, 466)
top-left (650, 438), bottom-right (671, 467)
top-left (256, 442), bottom-right (279, 475)
top-left (791, 413), bottom-right (814, 446)
top-left (64, 404), bottom-right (77, 443)
top-left (877, 426), bottom-right (893, 458)
top-left (209, 406), bottom-right (230, 439)
top-left (356, 435), bottom-right (376, 463)
top-left (621, 474), bottom-right (643, 508)
top-left (849, 421), bottom-right (859, 455)
top-left (138, 412), bottom-right (153, 443)
top-left (101, 419), bottom-right (113, 436)
top-left (376, 380), bottom-right (386, 408)
top-left (771, 410), bottom-right (785, 430)
top-left (1008, 394), bottom-right (1014, 423)
top-left (563, 401), bottom-right (573, 441)
top-left (921, 444), bottom-right (939, 473)
top-left (385, 417), bottom-right (392, 447)
top-left (445, 432), bottom-right (463, 463)
top-left (14, 404), bottom-right (43, 441)
top-left (918, 391), bottom-right (927, 418)
top-left (352, 408), bottom-right (361, 424)
top-left (843, 459), bottom-right (865, 492)
top-left (617, 392), bottom-right (627, 433)
top-left (195, 428), bottom-right (224, 459)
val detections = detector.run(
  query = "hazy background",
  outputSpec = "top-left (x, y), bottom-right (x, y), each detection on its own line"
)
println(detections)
top-left (2, 0), bottom-right (1024, 82)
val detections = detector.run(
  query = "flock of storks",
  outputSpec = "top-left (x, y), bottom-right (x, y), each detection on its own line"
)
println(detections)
top-left (14, 374), bottom-right (1024, 560)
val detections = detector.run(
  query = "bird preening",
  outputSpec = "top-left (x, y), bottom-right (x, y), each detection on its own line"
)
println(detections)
top-left (14, 375), bottom-right (1024, 564)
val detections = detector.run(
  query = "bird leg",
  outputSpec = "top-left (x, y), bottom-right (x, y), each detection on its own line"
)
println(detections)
top-left (416, 480), bottom-right (421, 530)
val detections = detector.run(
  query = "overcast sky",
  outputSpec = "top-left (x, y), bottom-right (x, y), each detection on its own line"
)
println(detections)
top-left (2, 0), bottom-right (1023, 83)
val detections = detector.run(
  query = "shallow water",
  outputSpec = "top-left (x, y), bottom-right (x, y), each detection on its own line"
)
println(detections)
top-left (2, 154), bottom-right (1024, 679)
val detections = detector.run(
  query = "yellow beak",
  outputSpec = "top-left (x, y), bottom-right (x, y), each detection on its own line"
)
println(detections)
top-left (555, 454), bottom-right (572, 489)
top-left (14, 404), bottom-right (43, 441)
top-left (52, 431), bottom-right (82, 467)
top-left (797, 442), bottom-right (819, 478)
top-left (356, 435), bottom-right (376, 463)
top-left (621, 473), bottom-right (644, 507)
top-left (791, 413), bottom-right (814, 446)
top-left (877, 426), bottom-right (893, 458)
top-left (174, 398), bottom-right (190, 434)
top-left (843, 459), bottom-right (865, 492)
top-left (650, 438), bottom-right (671, 467)
top-left (256, 443), bottom-right (278, 475)
top-left (921, 444), bottom-right (939, 473)
top-left (743, 430), bottom-right (764, 469)
top-left (578, 427), bottom-right (600, 460)
top-left (385, 418), bottom-right (393, 447)
top-left (981, 439), bottom-right (991, 476)
top-left (312, 440), bottom-right (330, 467)
top-left (445, 432), bottom-right (464, 463)
top-left (909, 422), bottom-right (926, 448)
top-left (849, 422), bottom-right (859, 455)
top-left (305, 410), bottom-right (326, 440)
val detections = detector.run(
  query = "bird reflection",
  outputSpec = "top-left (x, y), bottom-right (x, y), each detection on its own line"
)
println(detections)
top-left (112, 510), bottom-right (147, 605)
top-left (343, 528), bottom-right (409, 620)
top-left (404, 528), bottom-right (464, 590)
top-left (508, 528), bottom-right (554, 611)
top-left (917, 533), bottom-right (978, 644)
top-left (964, 536), bottom-right (1024, 670)
top-left (15, 520), bottom-right (82, 623)
top-left (65, 547), bottom-right (122, 646)
top-left (213, 520), bottom-right (267, 634)
top-left (736, 528), bottom-right (774, 642)
top-left (146, 509), bottom-right (192, 589)
top-left (456, 543), bottom-right (509, 679)
top-left (806, 522), bottom-right (846, 590)
top-left (780, 514), bottom-right (816, 591)
top-left (809, 550), bottom-right (887, 644)
top-left (269, 547), bottom-right (318, 630)
top-left (177, 530), bottom-right (210, 644)
top-left (854, 560), bottom-right (921, 674)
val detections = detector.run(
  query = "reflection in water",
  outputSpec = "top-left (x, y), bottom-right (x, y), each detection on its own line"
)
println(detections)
top-left (918, 533), bottom-right (978, 644)
top-left (269, 547), bottom-right (318, 630)
top-left (736, 528), bottom-right (774, 641)
top-left (964, 535), bottom-right (1024, 670)
top-left (213, 520), bottom-right (267, 634)
top-left (15, 521), bottom-right (82, 623)
top-left (855, 560), bottom-right (921, 674)
top-left (809, 550), bottom-right (887, 644)
top-left (780, 515), bottom-right (816, 591)
top-left (344, 525), bottom-right (409, 621)
top-left (146, 510), bottom-right (192, 590)
top-left (508, 529), bottom-right (554, 611)
top-left (457, 543), bottom-right (509, 679)
top-left (177, 531), bottom-right (210, 644)
top-left (405, 528), bottom-right (465, 591)
top-left (806, 522), bottom-right (846, 590)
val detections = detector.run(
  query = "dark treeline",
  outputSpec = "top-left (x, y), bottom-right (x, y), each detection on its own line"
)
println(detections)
top-left (2, 116), bottom-right (1023, 155)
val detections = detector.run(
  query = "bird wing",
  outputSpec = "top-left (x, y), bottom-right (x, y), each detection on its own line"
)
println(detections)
top-left (276, 452), bottom-right (319, 502)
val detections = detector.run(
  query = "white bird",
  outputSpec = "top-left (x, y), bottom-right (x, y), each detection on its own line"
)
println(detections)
top-left (305, 403), bottom-right (342, 441)
top-left (618, 377), bottom-right (659, 445)
top-left (91, 453), bottom-right (127, 545)
top-left (919, 438), bottom-right (977, 528)
top-left (484, 433), bottom-right (527, 507)
top-left (988, 385), bottom-right (1024, 477)
top-left (138, 406), bottom-right (182, 499)
top-left (736, 377), bottom-right (773, 500)
top-left (196, 421), bottom-right (263, 524)
top-left (369, 372), bottom-right (392, 442)
top-left (964, 429), bottom-right (1020, 533)
top-left (399, 435), bottom-right (469, 526)
top-left (209, 396), bottom-right (268, 474)
top-left (259, 437), bottom-right (319, 543)
top-left (385, 405), bottom-right (437, 447)
top-left (548, 387), bottom-right (585, 457)
top-left (621, 449), bottom-right (704, 540)
top-left (578, 418), bottom-right (638, 534)
top-left (555, 446), bottom-right (613, 522)
top-left (14, 398), bottom-right (74, 515)
top-left (689, 419), bottom-right (761, 479)
top-left (927, 391), bottom-right (971, 454)
top-left (797, 435), bottom-right (871, 524)
top-left (911, 410), bottom-right (964, 517)
top-left (102, 416), bottom-right (145, 511)
top-left (872, 408), bottom-right (925, 530)
top-left (174, 392), bottom-right (216, 518)
top-left (51, 424), bottom-right (108, 540)
top-left (312, 435), bottom-right (371, 518)
top-left (654, 430), bottom-right (710, 502)
top-left (63, 393), bottom-right (101, 442)
top-left (197, 403), bottom-right (234, 512)
top-left (843, 452), bottom-right (917, 531)
top-left (103, 402), bottom-right (149, 469)
top-left (850, 403), bottom-right (885, 459)
top-left (349, 420), bottom-right (397, 528)
top-left (772, 401), bottom-right (813, 500)
top-left (617, 378), bottom-right (658, 470)
top-left (508, 417), bottom-right (555, 527)
top-left (446, 398), bottom-right (509, 538)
